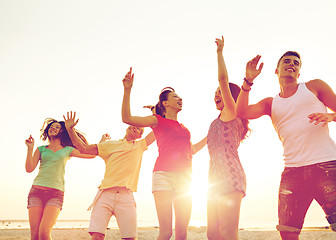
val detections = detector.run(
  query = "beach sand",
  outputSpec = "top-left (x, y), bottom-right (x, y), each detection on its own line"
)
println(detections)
top-left (0, 227), bottom-right (335, 240)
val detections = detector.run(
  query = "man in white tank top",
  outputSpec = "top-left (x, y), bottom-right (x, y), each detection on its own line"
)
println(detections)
top-left (236, 52), bottom-right (336, 240)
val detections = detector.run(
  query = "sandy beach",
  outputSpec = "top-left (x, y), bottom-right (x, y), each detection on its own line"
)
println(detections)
top-left (0, 227), bottom-right (335, 240)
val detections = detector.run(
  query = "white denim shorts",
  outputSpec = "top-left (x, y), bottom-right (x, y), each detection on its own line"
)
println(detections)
top-left (88, 188), bottom-right (137, 238)
top-left (152, 170), bottom-right (192, 193)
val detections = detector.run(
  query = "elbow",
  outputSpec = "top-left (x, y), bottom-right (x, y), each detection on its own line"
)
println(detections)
top-left (25, 166), bottom-right (33, 173)
top-left (122, 115), bottom-right (132, 125)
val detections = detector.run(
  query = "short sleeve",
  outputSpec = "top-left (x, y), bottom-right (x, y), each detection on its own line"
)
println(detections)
top-left (138, 138), bottom-right (148, 151)
top-left (65, 146), bottom-right (74, 156)
top-left (97, 141), bottom-right (118, 160)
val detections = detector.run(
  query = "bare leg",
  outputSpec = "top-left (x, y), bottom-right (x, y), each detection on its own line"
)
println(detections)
top-left (207, 197), bottom-right (219, 240)
top-left (28, 207), bottom-right (44, 240)
top-left (38, 206), bottom-right (61, 240)
top-left (153, 191), bottom-right (173, 240)
top-left (173, 192), bottom-right (192, 240)
top-left (217, 192), bottom-right (243, 240)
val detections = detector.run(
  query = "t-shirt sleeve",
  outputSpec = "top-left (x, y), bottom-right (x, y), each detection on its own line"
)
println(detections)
top-left (151, 114), bottom-right (161, 130)
top-left (66, 146), bottom-right (74, 156)
top-left (138, 138), bottom-right (148, 151)
top-left (97, 141), bottom-right (117, 159)
top-left (37, 146), bottom-right (45, 160)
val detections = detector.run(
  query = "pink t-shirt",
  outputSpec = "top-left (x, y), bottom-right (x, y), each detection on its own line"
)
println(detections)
top-left (152, 114), bottom-right (192, 172)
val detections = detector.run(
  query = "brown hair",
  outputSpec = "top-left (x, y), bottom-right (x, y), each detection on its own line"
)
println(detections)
top-left (40, 118), bottom-right (88, 147)
top-left (155, 87), bottom-right (175, 118)
top-left (277, 51), bottom-right (301, 68)
top-left (229, 83), bottom-right (250, 140)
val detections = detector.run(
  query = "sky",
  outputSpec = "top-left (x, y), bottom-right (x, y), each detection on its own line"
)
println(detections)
top-left (1, 0), bottom-right (336, 229)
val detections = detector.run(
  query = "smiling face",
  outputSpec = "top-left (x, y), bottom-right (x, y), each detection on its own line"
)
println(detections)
top-left (214, 87), bottom-right (224, 110)
top-left (126, 125), bottom-right (144, 140)
top-left (164, 91), bottom-right (183, 112)
top-left (47, 122), bottom-right (63, 138)
top-left (276, 53), bottom-right (301, 80)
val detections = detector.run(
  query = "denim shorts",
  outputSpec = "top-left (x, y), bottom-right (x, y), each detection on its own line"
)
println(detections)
top-left (277, 160), bottom-right (336, 233)
top-left (27, 185), bottom-right (64, 210)
top-left (152, 170), bottom-right (191, 193)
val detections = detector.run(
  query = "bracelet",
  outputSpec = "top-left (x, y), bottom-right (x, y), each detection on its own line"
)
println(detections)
top-left (150, 106), bottom-right (155, 111)
top-left (241, 85), bottom-right (251, 92)
top-left (244, 77), bottom-right (253, 86)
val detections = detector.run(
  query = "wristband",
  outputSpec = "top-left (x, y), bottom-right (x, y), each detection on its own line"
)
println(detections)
top-left (241, 85), bottom-right (251, 92)
top-left (244, 78), bottom-right (253, 86)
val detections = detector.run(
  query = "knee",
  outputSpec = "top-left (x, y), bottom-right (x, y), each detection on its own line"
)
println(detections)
top-left (91, 232), bottom-right (105, 240)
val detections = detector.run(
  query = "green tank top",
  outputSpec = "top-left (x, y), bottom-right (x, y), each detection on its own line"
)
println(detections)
top-left (32, 145), bottom-right (74, 192)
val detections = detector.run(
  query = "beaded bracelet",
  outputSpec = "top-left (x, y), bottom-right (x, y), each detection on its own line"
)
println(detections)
top-left (241, 85), bottom-right (251, 92)
top-left (244, 77), bottom-right (253, 86)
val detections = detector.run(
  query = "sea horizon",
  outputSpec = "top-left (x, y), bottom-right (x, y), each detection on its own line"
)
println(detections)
top-left (0, 219), bottom-right (330, 231)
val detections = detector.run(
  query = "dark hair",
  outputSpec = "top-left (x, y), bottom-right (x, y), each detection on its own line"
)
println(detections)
top-left (228, 83), bottom-right (250, 140)
top-left (277, 51), bottom-right (301, 68)
top-left (40, 118), bottom-right (88, 148)
top-left (155, 87), bottom-right (175, 118)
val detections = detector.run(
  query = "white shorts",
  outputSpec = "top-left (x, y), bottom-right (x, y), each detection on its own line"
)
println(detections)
top-left (152, 170), bottom-right (192, 193)
top-left (88, 188), bottom-right (137, 238)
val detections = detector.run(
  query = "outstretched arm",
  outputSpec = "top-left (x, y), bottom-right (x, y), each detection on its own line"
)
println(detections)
top-left (192, 136), bottom-right (207, 155)
top-left (25, 135), bottom-right (40, 173)
top-left (307, 79), bottom-right (336, 126)
top-left (99, 133), bottom-right (111, 143)
top-left (63, 111), bottom-right (99, 156)
top-left (145, 131), bottom-right (156, 146)
top-left (236, 55), bottom-right (271, 119)
top-left (122, 68), bottom-right (158, 128)
top-left (216, 36), bottom-right (235, 117)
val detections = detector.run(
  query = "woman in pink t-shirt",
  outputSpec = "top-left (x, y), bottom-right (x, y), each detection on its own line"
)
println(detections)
top-left (122, 68), bottom-right (207, 240)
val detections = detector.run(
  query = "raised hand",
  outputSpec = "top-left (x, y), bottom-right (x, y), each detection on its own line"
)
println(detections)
top-left (63, 111), bottom-right (79, 129)
top-left (122, 67), bottom-right (134, 90)
top-left (215, 36), bottom-right (224, 53)
top-left (246, 55), bottom-right (264, 82)
top-left (99, 133), bottom-right (111, 143)
top-left (143, 105), bottom-right (156, 114)
top-left (308, 112), bottom-right (336, 127)
top-left (25, 135), bottom-right (34, 149)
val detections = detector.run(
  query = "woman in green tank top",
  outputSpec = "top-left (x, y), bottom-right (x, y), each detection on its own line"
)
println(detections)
top-left (25, 118), bottom-right (95, 240)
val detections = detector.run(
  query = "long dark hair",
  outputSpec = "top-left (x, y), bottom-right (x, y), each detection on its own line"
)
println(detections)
top-left (40, 118), bottom-right (88, 148)
top-left (155, 87), bottom-right (175, 118)
top-left (229, 83), bottom-right (250, 140)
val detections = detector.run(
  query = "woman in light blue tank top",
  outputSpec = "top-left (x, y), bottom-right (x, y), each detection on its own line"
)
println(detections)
top-left (207, 36), bottom-right (250, 240)
top-left (25, 118), bottom-right (95, 240)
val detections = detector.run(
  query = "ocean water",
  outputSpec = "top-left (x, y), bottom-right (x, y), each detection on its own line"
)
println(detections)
top-left (0, 219), bottom-right (157, 230)
top-left (1, 219), bottom-right (329, 231)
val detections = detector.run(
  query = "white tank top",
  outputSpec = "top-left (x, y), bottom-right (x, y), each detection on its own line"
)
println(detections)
top-left (271, 83), bottom-right (336, 167)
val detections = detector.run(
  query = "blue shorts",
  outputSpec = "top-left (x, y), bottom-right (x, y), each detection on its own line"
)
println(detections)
top-left (27, 186), bottom-right (64, 210)
top-left (277, 160), bottom-right (336, 233)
